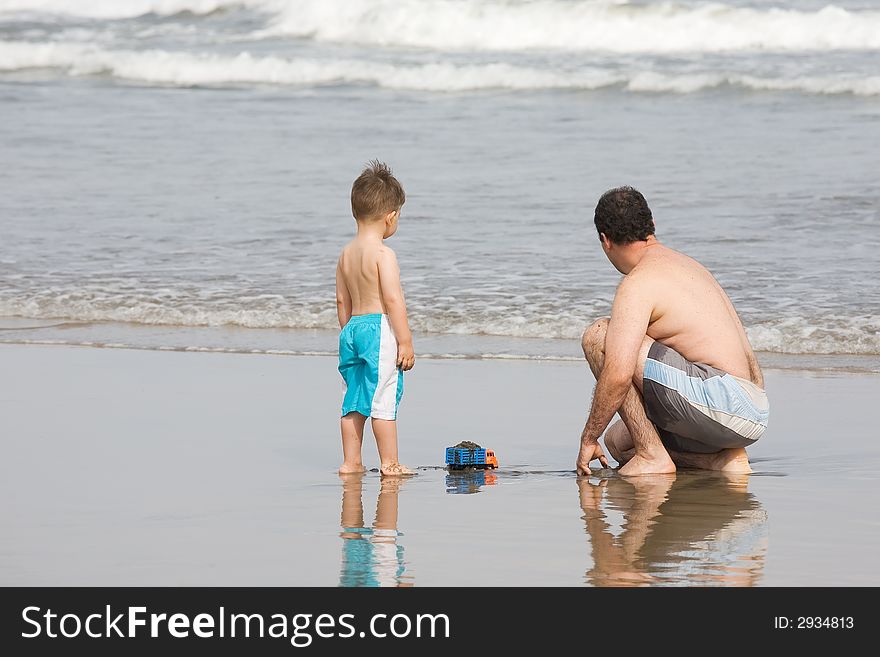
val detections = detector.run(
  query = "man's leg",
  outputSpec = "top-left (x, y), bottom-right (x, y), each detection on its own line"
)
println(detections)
top-left (665, 448), bottom-right (752, 473)
top-left (581, 318), bottom-right (674, 475)
top-left (587, 320), bottom-right (752, 474)
top-left (604, 420), bottom-right (634, 466)
top-left (604, 421), bottom-right (751, 473)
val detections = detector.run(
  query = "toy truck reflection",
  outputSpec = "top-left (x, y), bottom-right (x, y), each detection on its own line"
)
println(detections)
top-left (446, 470), bottom-right (497, 494)
top-left (445, 447), bottom-right (499, 470)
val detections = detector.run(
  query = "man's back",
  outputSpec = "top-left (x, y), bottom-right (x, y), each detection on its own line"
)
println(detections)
top-left (633, 244), bottom-right (759, 384)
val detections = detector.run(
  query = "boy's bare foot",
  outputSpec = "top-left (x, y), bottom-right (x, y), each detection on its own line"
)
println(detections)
top-left (338, 463), bottom-right (366, 474)
top-left (618, 451), bottom-right (676, 476)
top-left (380, 462), bottom-right (414, 477)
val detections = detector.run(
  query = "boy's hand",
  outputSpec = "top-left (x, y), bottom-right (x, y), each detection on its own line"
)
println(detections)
top-left (397, 342), bottom-right (415, 371)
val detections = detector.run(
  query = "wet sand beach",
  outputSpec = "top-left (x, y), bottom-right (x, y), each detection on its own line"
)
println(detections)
top-left (2, 343), bottom-right (877, 586)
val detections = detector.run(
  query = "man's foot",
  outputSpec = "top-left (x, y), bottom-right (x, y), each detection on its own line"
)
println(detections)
top-left (338, 463), bottom-right (366, 474)
top-left (618, 451), bottom-right (676, 476)
top-left (381, 462), bottom-right (415, 477)
top-left (710, 447), bottom-right (752, 473)
top-left (666, 447), bottom-right (752, 473)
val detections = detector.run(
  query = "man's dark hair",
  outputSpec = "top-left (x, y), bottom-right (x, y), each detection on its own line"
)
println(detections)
top-left (594, 186), bottom-right (655, 245)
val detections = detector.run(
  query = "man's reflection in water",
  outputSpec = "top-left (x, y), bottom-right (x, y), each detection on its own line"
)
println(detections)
top-left (338, 473), bottom-right (413, 587)
top-left (578, 472), bottom-right (767, 586)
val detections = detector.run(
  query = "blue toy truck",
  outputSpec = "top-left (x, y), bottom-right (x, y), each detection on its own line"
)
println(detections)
top-left (445, 446), bottom-right (498, 470)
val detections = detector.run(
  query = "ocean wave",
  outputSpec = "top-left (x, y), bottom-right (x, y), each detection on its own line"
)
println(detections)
top-left (746, 317), bottom-right (880, 357)
top-left (3, 1), bottom-right (880, 54)
top-left (2, 294), bottom-right (878, 355)
top-left (2, 41), bottom-right (879, 95)
top-left (263, 0), bottom-right (880, 53)
top-left (0, 41), bottom-right (591, 90)
top-left (0, 294), bottom-right (340, 330)
top-left (0, 338), bottom-right (584, 362)
top-left (625, 72), bottom-right (880, 96)
top-left (0, 0), bottom-right (271, 20)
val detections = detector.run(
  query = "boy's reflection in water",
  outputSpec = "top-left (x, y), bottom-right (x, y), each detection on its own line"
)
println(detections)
top-left (338, 473), bottom-right (413, 587)
top-left (578, 472), bottom-right (767, 586)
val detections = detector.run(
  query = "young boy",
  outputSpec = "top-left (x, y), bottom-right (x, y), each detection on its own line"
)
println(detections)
top-left (336, 161), bottom-right (415, 476)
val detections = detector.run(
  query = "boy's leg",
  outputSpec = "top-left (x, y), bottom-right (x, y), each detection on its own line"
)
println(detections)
top-left (340, 412), bottom-right (368, 473)
top-left (339, 472), bottom-right (366, 536)
top-left (371, 419), bottom-right (413, 476)
top-left (374, 477), bottom-right (403, 531)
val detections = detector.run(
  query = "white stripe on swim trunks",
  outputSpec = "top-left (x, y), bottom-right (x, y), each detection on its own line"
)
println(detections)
top-left (644, 358), bottom-right (768, 440)
top-left (371, 315), bottom-right (399, 420)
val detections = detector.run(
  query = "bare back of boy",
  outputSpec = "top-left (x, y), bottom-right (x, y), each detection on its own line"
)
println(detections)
top-left (337, 238), bottom-right (393, 317)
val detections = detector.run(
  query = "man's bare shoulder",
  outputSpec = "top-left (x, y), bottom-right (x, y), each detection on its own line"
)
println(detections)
top-left (633, 244), bottom-right (708, 277)
top-left (619, 258), bottom-right (663, 294)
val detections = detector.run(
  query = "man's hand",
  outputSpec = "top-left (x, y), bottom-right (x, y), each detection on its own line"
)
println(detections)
top-left (577, 440), bottom-right (609, 476)
top-left (397, 341), bottom-right (415, 371)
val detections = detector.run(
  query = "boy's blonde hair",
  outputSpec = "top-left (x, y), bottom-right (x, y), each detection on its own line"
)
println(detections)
top-left (351, 160), bottom-right (406, 221)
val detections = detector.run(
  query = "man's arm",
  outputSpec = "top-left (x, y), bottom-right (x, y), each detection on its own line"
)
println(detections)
top-left (578, 277), bottom-right (653, 471)
top-left (377, 247), bottom-right (415, 371)
top-left (335, 260), bottom-right (352, 329)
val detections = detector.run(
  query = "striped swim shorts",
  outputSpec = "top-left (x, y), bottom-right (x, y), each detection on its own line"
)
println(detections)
top-left (338, 313), bottom-right (404, 421)
top-left (642, 341), bottom-right (769, 454)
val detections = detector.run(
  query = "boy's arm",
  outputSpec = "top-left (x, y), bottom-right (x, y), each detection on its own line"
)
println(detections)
top-left (377, 247), bottom-right (414, 371)
top-left (335, 260), bottom-right (352, 329)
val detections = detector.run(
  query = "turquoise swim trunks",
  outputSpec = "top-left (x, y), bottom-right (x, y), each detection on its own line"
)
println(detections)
top-left (338, 314), bottom-right (404, 420)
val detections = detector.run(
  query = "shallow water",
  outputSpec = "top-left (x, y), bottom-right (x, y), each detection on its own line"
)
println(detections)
top-left (2, 2), bottom-right (880, 357)
top-left (338, 468), bottom-right (770, 587)
top-left (2, 345), bottom-right (877, 586)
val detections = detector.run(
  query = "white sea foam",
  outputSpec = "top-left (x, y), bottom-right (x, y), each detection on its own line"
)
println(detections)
top-left (746, 317), bottom-right (880, 356)
top-left (1, 295), bottom-right (878, 355)
top-left (263, 0), bottom-right (880, 54)
top-left (0, 41), bottom-right (593, 90)
top-left (0, 294), bottom-right (340, 329)
top-left (3, 1), bottom-right (880, 54)
top-left (625, 71), bottom-right (880, 96)
top-left (0, 0), bottom-right (272, 20)
top-left (3, 41), bottom-right (880, 95)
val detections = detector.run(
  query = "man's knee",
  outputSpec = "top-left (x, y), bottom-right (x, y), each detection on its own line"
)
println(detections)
top-left (581, 317), bottom-right (610, 360)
